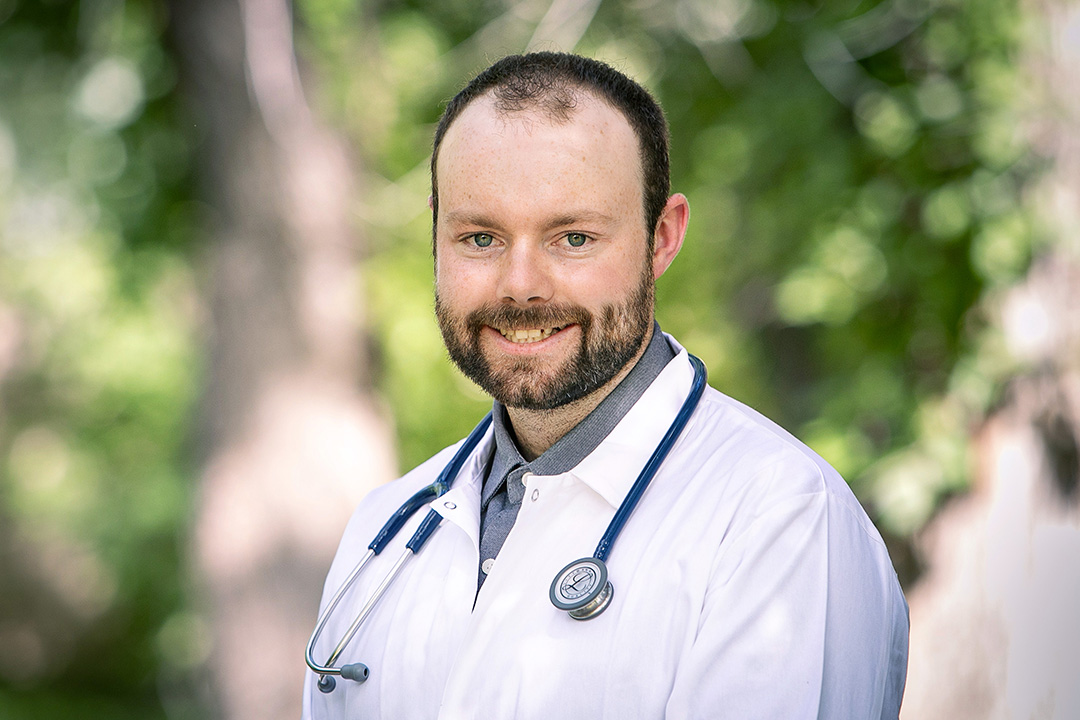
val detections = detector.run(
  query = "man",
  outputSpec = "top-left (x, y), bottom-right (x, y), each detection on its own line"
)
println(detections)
top-left (303, 52), bottom-right (908, 719)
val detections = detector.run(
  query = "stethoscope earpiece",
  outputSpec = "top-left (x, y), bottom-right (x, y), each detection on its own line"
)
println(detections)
top-left (315, 664), bottom-right (368, 693)
top-left (341, 663), bottom-right (370, 682)
top-left (550, 557), bottom-right (614, 620)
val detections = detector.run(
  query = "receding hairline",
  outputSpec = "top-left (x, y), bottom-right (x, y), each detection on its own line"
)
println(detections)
top-left (442, 84), bottom-right (632, 143)
top-left (435, 87), bottom-right (646, 182)
top-left (486, 73), bottom-right (581, 121)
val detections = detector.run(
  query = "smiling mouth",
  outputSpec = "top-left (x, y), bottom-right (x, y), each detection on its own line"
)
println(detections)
top-left (497, 325), bottom-right (570, 344)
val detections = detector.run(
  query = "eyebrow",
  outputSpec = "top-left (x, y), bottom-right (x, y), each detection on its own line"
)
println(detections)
top-left (539, 211), bottom-right (616, 232)
top-left (441, 211), bottom-right (504, 230)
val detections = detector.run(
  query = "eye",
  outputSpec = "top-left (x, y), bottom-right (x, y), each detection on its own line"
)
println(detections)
top-left (470, 233), bottom-right (495, 248)
top-left (565, 232), bottom-right (588, 248)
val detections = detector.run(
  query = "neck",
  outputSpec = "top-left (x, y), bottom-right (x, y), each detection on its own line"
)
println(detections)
top-left (505, 324), bottom-right (654, 461)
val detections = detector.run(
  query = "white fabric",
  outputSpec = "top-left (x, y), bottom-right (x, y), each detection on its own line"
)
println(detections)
top-left (303, 339), bottom-right (909, 719)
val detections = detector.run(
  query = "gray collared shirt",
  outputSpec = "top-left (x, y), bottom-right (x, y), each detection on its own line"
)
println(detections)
top-left (477, 324), bottom-right (675, 589)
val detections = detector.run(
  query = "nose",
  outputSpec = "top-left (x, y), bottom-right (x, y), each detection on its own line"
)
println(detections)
top-left (496, 241), bottom-right (553, 306)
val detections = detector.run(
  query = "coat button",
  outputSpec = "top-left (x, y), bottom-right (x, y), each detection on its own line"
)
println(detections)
top-left (481, 558), bottom-right (495, 574)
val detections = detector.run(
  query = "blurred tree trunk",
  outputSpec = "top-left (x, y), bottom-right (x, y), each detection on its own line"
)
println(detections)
top-left (902, 4), bottom-right (1080, 718)
top-left (169, 1), bottom-right (395, 718)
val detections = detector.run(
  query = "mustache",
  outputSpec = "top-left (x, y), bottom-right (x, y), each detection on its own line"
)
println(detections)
top-left (463, 303), bottom-right (594, 334)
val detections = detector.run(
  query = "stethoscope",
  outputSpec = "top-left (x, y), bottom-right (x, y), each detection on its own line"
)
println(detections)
top-left (306, 354), bottom-right (707, 693)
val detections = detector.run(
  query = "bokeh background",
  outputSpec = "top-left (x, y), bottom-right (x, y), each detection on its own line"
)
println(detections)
top-left (1, 0), bottom-right (1077, 718)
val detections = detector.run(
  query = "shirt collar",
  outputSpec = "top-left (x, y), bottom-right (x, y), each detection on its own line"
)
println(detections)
top-left (482, 323), bottom-right (676, 509)
top-left (571, 334), bottom-right (697, 508)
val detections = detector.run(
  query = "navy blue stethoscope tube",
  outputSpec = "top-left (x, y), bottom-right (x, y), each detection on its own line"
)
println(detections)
top-left (307, 354), bottom-right (707, 692)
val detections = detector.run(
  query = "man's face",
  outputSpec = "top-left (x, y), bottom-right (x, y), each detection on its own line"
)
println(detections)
top-left (433, 93), bottom-right (656, 411)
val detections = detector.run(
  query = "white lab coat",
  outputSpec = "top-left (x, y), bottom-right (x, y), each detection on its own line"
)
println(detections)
top-left (303, 340), bottom-right (909, 719)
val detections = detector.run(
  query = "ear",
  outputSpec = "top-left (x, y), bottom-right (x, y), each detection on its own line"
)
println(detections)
top-left (428, 194), bottom-right (435, 211)
top-left (651, 194), bottom-right (689, 280)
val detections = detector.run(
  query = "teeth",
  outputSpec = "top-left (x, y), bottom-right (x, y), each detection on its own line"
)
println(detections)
top-left (499, 326), bottom-right (565, 344)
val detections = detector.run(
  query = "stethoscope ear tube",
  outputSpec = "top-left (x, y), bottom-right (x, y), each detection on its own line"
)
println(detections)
top-left (306, 548), bottom-right (376, 684)
top-left (306, 413), bottom-right (493, 692)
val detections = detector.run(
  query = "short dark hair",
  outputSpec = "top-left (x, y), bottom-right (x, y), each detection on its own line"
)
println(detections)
top-left (431, 52), bottom-right (671, 243)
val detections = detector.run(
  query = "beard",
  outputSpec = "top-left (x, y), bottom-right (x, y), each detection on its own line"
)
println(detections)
top-left (435, 271), bottom-right (654, 411)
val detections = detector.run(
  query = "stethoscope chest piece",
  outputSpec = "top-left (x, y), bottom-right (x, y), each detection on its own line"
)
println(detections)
top-left (549, 557), bottom-right (613, 620)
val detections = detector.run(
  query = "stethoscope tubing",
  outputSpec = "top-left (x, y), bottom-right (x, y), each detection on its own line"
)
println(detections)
top-left (593, 354), bottom-right (706, 562)
top-left (306, 354), bottom-right (707, 685)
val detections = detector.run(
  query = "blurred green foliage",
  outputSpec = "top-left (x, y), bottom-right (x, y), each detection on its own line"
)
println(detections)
top-left (297, 0), bottom-right (1041, 535)
top-left (1, 0), bottom-right (200, 717)
top-left (0, 0), bottom-right (1044, 716)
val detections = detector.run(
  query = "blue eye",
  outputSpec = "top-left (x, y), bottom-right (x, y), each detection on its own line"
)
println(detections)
top-left (566, 233), bottom-right (588, 247)
top-left (472, 233), bottom-right (494, 248)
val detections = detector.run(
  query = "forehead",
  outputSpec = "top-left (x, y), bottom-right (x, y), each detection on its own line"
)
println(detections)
top-left (435, 92), bottom-right (643, 216)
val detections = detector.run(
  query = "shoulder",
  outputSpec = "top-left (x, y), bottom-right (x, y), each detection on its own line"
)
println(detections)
top-left (659, 385), bottom-right (908, 719)
top-left (672, 383), bottom-right (906, 616)
top-left (677, 384), bottom-right (888, 553)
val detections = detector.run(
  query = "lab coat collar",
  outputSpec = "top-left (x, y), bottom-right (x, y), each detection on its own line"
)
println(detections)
top-left (433, 421), bottom-right (495, 554)
top-left (435, 335), bottom-right (696, 527)
top-left (570, 335), bottom-right (696, 509)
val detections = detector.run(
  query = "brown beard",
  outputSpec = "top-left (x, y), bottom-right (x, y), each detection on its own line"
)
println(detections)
top-left (435, 270), bottom-right (654, 411)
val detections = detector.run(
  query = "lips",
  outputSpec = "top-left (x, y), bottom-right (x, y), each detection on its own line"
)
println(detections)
top-left (497, 325), bottom-right (569, 344)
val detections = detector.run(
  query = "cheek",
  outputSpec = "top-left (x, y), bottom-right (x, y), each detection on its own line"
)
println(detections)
top-left (570, 249), bottom-right (649, 302)
top-left (435, 252), bottom-right (487, 306)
